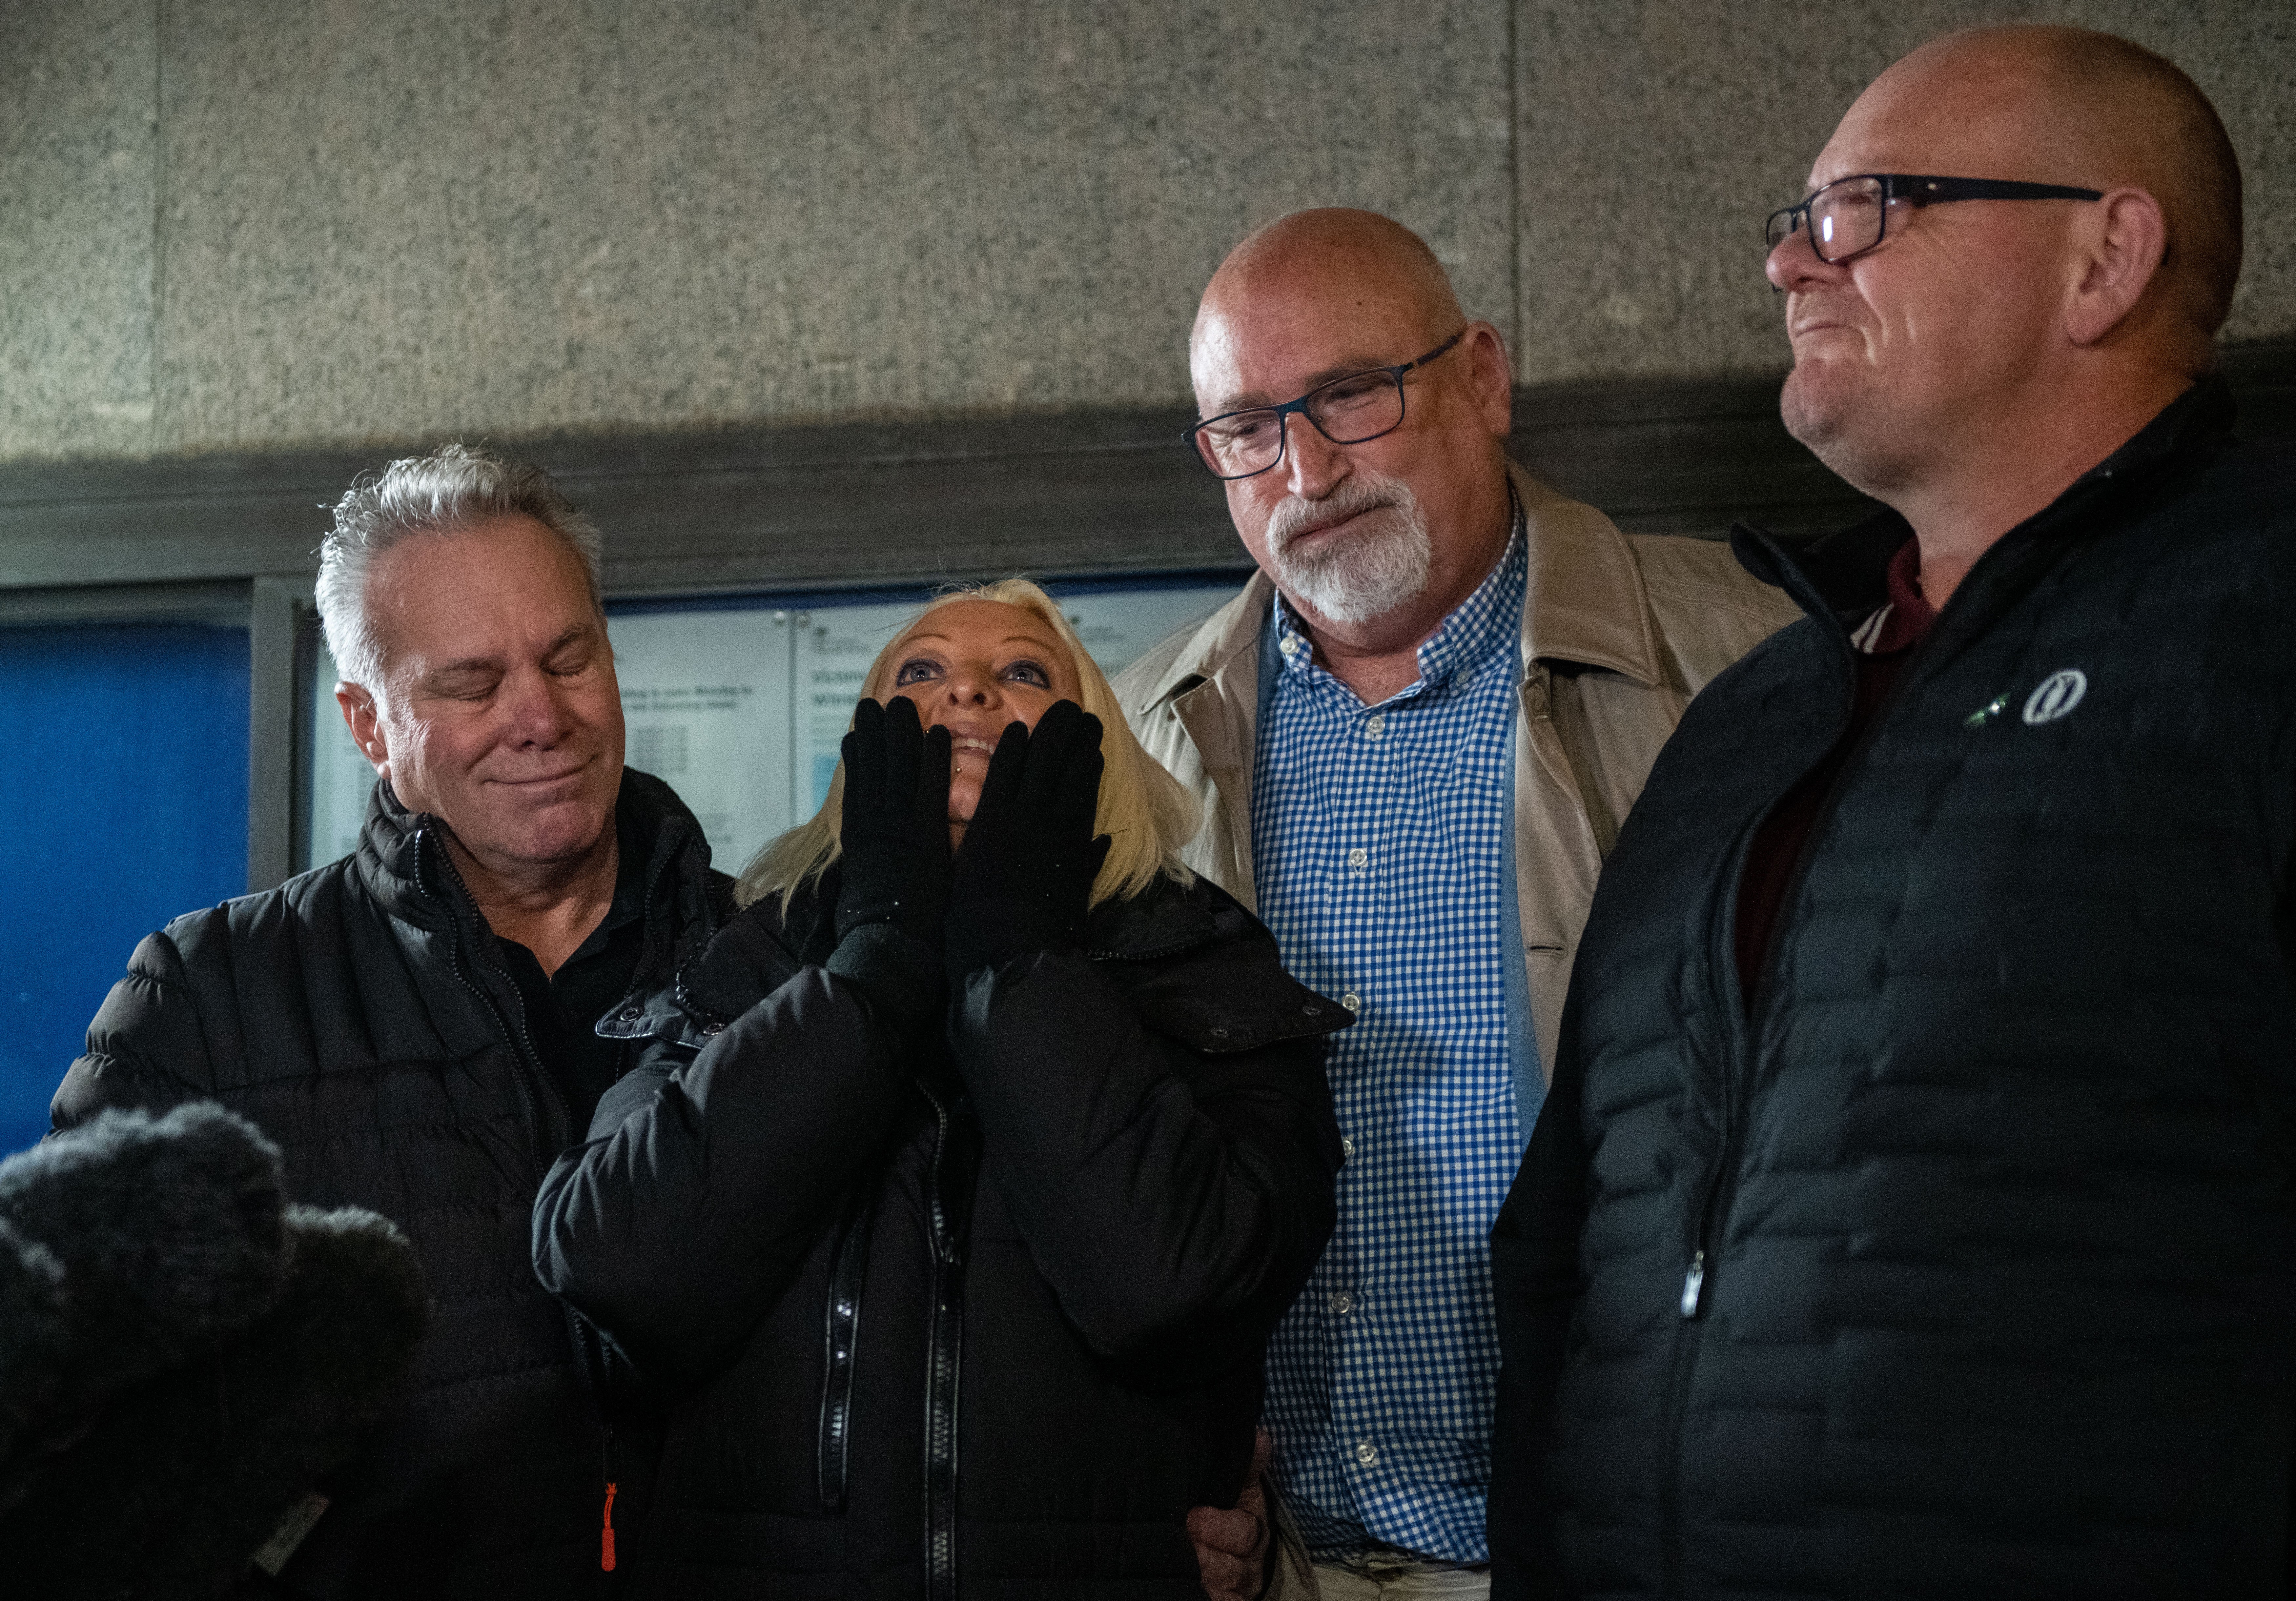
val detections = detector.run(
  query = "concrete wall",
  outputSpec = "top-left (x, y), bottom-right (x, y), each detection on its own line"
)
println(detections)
top-left (3, 0), bottom-right (2288, 463)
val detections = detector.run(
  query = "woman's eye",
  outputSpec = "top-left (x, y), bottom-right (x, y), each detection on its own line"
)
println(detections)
top-left (1004, 660), bottom-right (1050, 687)
top-left (894, 659), bottom-right (939, 686)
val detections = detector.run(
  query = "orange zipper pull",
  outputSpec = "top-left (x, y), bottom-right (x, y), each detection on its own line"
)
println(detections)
top-left (601, 1480), bottom-right (618, 1571)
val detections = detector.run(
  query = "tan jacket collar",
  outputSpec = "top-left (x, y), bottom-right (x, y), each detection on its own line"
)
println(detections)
top-left (1510, 462), bottom-right (1662, 687)
top-left (1136, 462), bottom-right (1661, 700)
top-left (1141, 569), bottom-right (1275, 703)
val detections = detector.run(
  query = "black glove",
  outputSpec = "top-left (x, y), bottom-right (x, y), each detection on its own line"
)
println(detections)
top-left (824, 696), bottom-right (953, 1040)
top-left (945, 699), bottom-right (1112, 984)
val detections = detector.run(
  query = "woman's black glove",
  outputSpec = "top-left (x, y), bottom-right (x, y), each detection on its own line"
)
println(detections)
top-left (944, 699), bottom-right (1112, 985)
top-left (824, 696), bottom-right (953, 1040)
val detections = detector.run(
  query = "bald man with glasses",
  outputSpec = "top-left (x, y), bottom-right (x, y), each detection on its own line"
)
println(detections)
top-left (1490, 26), bottom-right (2294, 1597)
top-left (1117, 209), bottom-right (1794, 1600)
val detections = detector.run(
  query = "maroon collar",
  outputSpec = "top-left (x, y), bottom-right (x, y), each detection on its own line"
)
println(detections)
top-left (1870, 537), bottom-right (1937, 654)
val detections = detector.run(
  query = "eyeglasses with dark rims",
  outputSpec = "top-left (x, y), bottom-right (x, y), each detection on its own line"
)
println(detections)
top-left (1765, 173), bottom-right (2104, 266)
top-left (1184, 329), bottom-right (1466, 481)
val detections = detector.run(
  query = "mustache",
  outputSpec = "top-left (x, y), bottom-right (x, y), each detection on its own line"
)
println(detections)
top-left (1265, 476), bottom-right (1408, 554)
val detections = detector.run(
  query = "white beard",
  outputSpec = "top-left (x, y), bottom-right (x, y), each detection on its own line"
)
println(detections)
top-left (1264, 472), bottom-right (1433, 624)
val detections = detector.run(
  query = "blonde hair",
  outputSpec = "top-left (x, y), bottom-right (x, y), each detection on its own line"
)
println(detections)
top-left (737, 579), bottom-right (1199, 913)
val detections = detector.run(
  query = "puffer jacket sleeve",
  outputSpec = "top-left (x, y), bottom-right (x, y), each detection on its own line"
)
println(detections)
top-left (50, 929), bottom-right (215, 1131)
top-left (1486, 1004), bottom-right (1591, 1599)
top-left (947, 947), bottom-right (1341, 1386)
top-left (532, 966), bottom-right (912, 1389)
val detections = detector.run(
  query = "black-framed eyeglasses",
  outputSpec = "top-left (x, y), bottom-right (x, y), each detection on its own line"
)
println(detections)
top-left (1184, 330), bottom-right (1466, 481)
top-left (1765, 173), bottom-right (2104, 265)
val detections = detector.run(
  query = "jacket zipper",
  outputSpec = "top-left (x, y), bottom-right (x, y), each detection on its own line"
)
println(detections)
top-left (582, 821), bottom-right (707, 1575)
top-left (817, 1188), bottom-right (878, 1515)
top-left (1655, 608), bottom-right (1862, 1599)
top-left (1655, 486), bottom-right (2155, 1589)
top-left (419, 829), bottom-right (618, 1565)
top-left (1659, 575), bottom-right (1980, 1595)
top-left (919, 1082), bottom-right (967, 1601)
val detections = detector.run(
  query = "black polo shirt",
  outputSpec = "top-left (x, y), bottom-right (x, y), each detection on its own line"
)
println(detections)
top-left (497, 809), bottom-right (651, 1131)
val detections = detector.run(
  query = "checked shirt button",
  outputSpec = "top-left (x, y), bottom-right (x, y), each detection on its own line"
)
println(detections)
top-left (1355, 1441), bottom-right (1379, 1466)
top-left (1341, 990), bottom-right (1361, 1014)
top-left (1363, 713), bottom-right (1386, 740)
top-left (1328, 1291), bottom-right (1354, 1315)
top-left (1346, 847), bottom-right (1367, 869)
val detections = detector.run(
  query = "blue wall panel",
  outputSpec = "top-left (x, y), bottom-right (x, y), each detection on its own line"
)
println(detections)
top-left (0, 624), bottom-right (249, 1154)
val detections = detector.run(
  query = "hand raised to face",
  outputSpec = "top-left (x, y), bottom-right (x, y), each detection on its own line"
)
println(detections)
top-left (833, 696), bottom-right (955, 946)
top-left (821, 697), bottom-right (959, 1060)
top-left (943, 699), bottom-right (1112, 983)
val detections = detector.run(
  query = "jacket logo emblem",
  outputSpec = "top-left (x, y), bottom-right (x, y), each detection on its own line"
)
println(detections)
top-left (2021, 669), bottom-right (2088, 725)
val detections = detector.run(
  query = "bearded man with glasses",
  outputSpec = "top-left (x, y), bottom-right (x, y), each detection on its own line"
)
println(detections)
top-left (1490, 25), bottom-right (2293, 1599)
top-left (1116, 209), bottom-right (1795, 1601)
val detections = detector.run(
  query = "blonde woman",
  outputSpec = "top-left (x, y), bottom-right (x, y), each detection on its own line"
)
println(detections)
top-left (536, 581), bottom-right (1346, 1598)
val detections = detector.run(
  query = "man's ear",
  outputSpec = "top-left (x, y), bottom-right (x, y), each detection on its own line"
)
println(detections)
top-left (2064, 186), bottom-right (2169, 348)
top-left (1462, 320), bottom-right (1513, 438)
top-left (335, 684), bottom-right (390, 775)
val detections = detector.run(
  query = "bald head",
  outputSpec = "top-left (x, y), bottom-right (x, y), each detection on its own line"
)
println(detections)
top-left (1192, 209), bottom-right (1466, 383)
top-left (1860, 26), bottom-right (2241, 338)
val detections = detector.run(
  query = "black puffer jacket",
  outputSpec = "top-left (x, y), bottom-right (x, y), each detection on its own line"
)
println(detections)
top-left (1490, 380), bottom-right (2296, 1598)
top-left (534, 871), bottom-right (1346, 1599)
top-left (51, 769), bottom-right (727, 1598)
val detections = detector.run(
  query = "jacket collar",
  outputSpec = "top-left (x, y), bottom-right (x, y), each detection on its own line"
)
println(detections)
top-left (356, 780), bottom-right (442, 928)
top-left (1511, 463), bottom-right (1664, 686)
top-left (354, 766), bottom-right (714, 953)
top-left (1131, 460), bottom-right (1662, 702)
top-left (1732, 374), bottom-right (2238, 622)
top-left (1138, 570), bottom-right (1275, 706)
top-left (1081, 874), bottom-right (1227, 960)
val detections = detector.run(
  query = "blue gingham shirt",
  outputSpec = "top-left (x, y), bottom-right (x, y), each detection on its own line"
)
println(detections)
top-left (1253, 523), bottom-right (1537, 1562)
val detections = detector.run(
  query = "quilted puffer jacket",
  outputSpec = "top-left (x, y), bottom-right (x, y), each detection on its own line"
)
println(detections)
top-left (51, 769), bottom-right (728, 1597)
top-left (533, 870), bottom-right (1347, 1599)
top-left (1490, 378), bottom-right (2296, 1599)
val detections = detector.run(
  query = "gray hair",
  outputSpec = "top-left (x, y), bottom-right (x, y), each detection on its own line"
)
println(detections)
top-left (316, 442), bottom-right (605, 695)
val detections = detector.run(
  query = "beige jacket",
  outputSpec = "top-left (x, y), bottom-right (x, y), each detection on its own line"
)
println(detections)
top-left (1112, 464), bottom-right (1802, 1082)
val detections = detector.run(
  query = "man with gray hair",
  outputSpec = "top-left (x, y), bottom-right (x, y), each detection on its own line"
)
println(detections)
top-left (52, 443), bottom-right (729, 1596)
